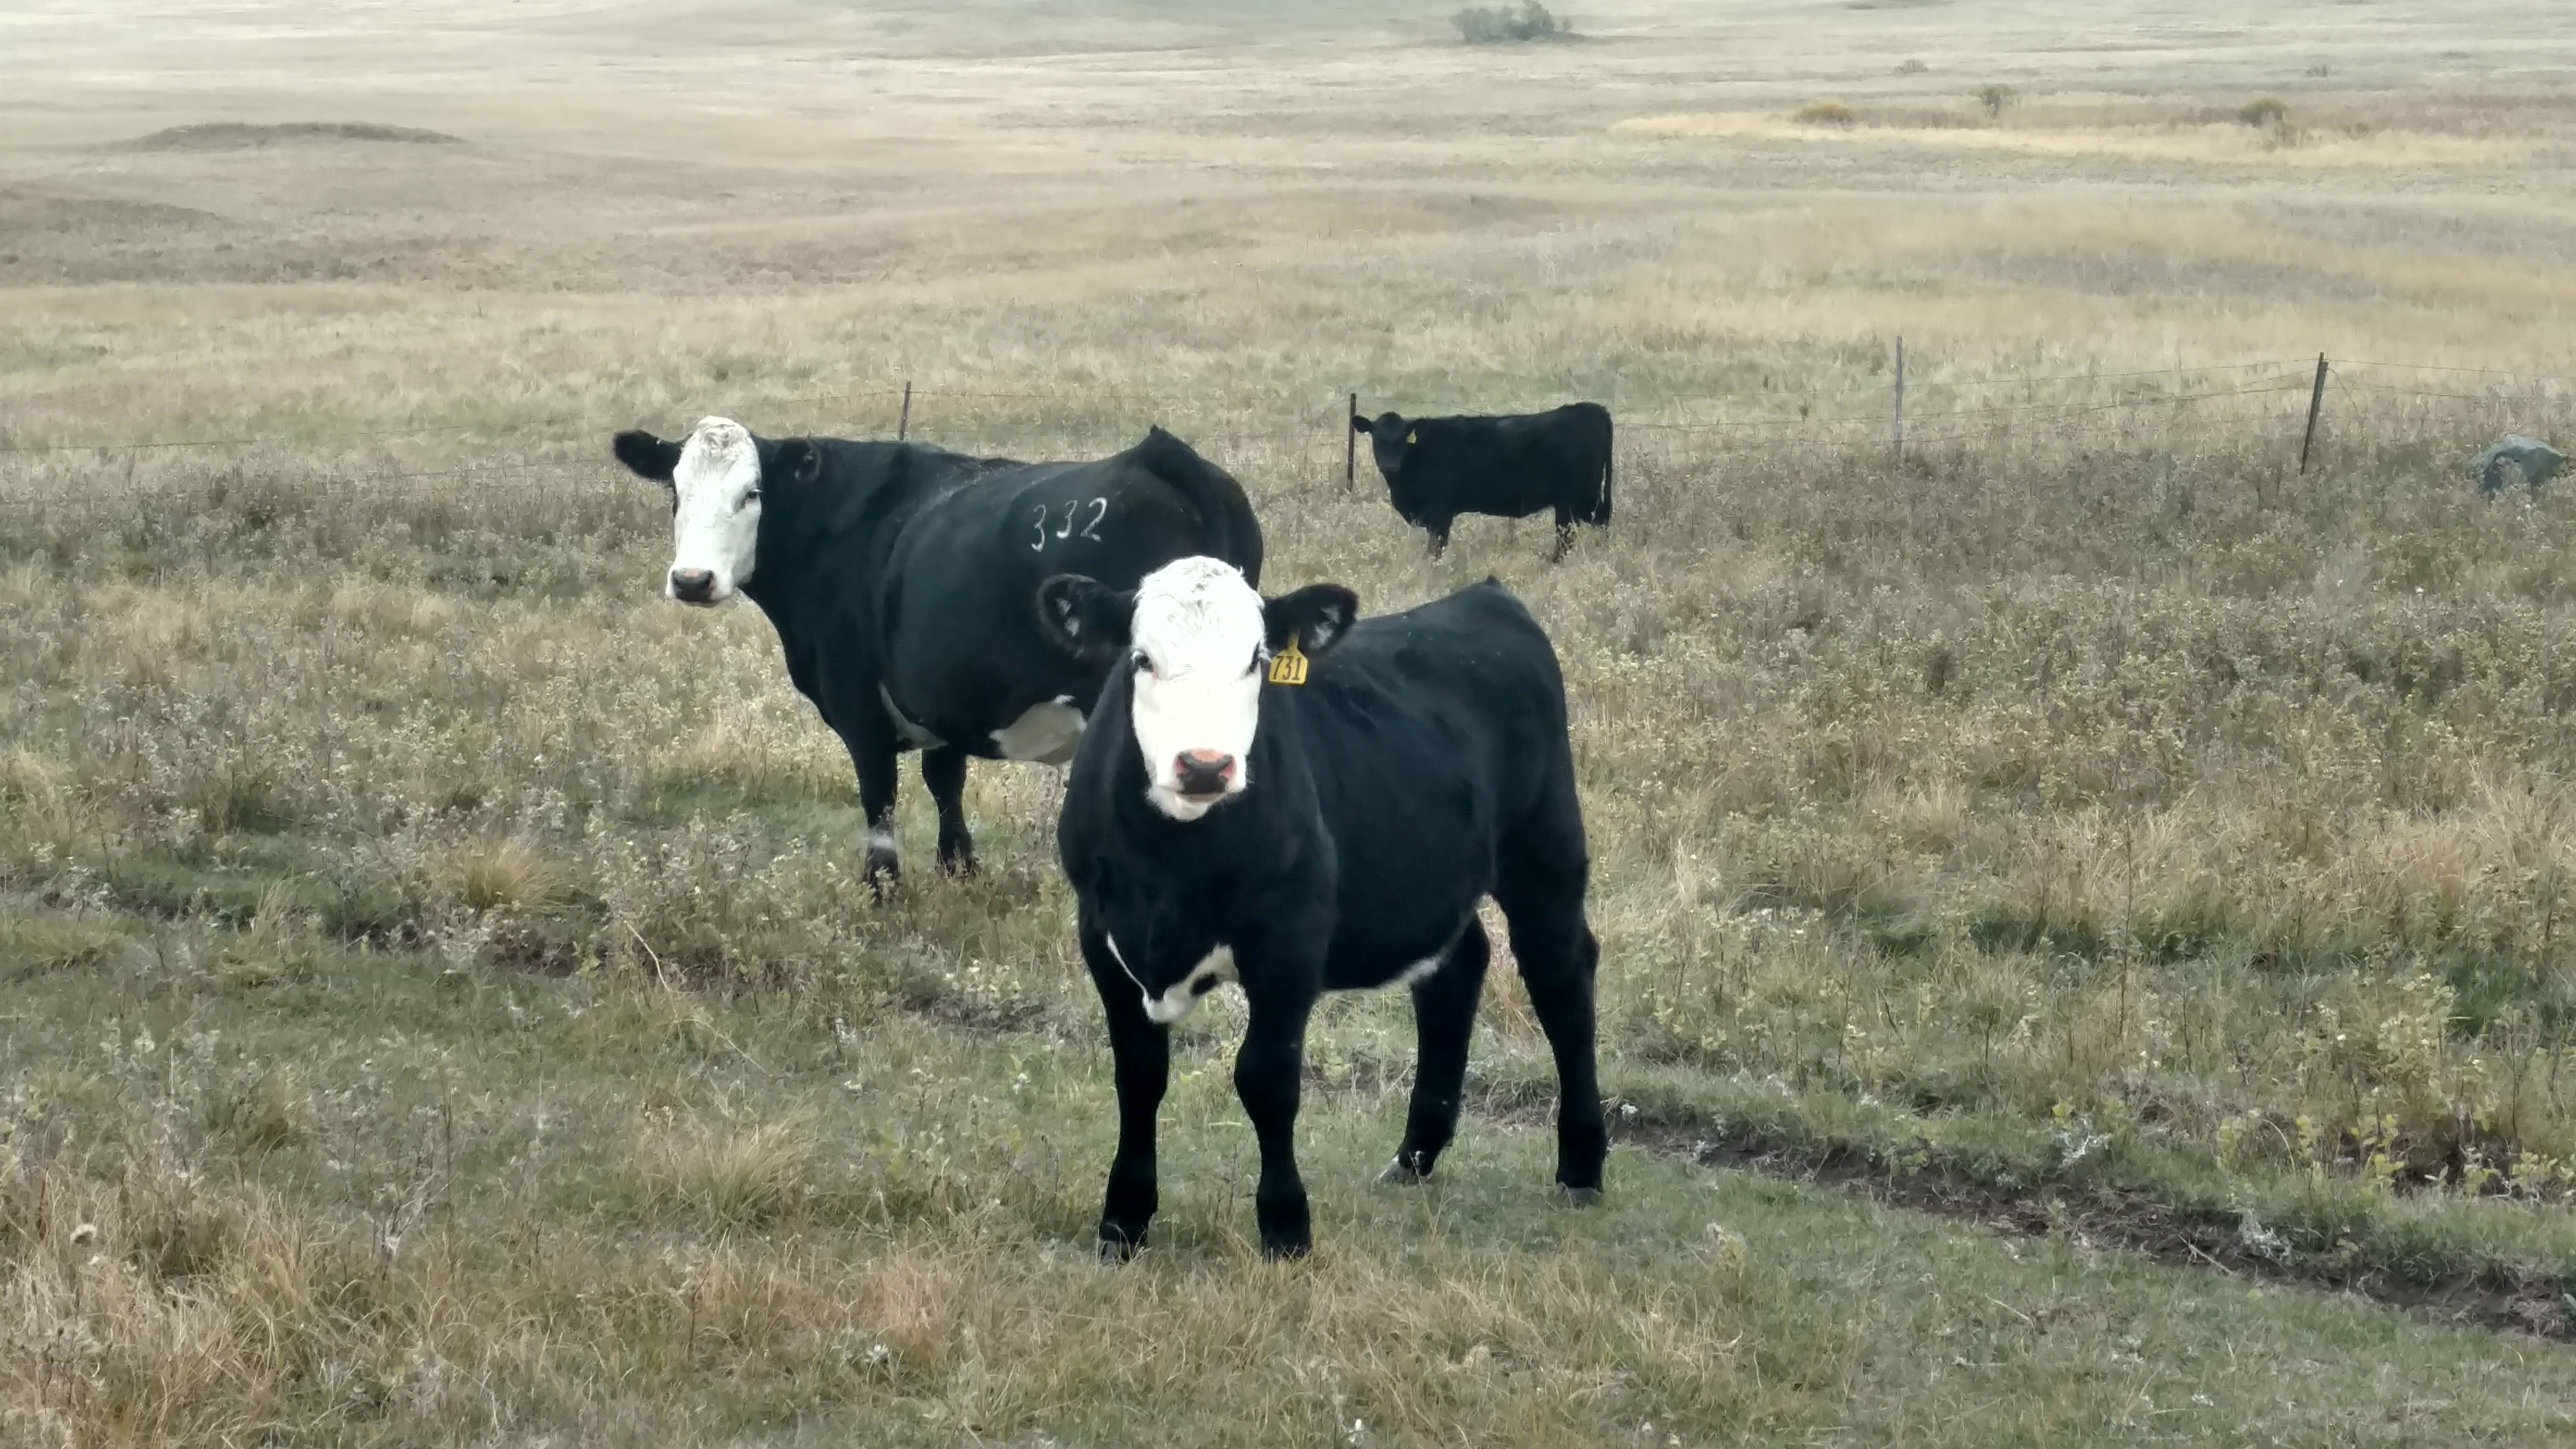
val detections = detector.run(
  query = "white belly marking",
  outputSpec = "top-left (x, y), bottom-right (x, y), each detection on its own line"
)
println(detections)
top-left (991, 695), bottom-right (1086, 764)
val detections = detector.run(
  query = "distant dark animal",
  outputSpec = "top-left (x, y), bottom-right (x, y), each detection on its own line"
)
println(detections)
top-left (1040, 556), bottom-right (1604, 1260)
top-left (2472, 434), bottom-right (2566, 497)
top-left (612, 417), bottom-right (1263, 885)
top-left (1352, 402), bottom-right (1612, 560)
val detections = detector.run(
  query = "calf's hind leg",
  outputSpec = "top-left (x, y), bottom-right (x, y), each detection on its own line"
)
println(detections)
top-left (921, 745), bottom-right (977, 874)
top-left (1494, 864), bottom-right (1607, 1200)
top-left (1381, 918), bottom-right (1491, 1185)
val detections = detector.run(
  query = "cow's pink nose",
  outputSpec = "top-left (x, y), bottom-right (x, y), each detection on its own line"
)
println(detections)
top-left (1173, 750), bottom-right (1236, 797)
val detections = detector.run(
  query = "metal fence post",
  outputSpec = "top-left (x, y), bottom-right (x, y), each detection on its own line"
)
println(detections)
top-left (2298, 354), bottom-right (2327, 473)
top-left (897, 380), bottom-right (912, 442)
top-left (1345, 392), bottom-right (1358, 490)
top-left (1892, 336), bottom-right (1906, 456)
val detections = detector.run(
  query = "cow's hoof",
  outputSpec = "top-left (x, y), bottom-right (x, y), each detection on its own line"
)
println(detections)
top-left (937, 849), bottom-right (979, 878)
top-left (1558, 1184), bottom-right (1602, 1207)
top-left (863, 850), bottom-right (900, 894)
top-left (1260, 1235), bottom-right (1313, 1262)
top-left (1377, 1155), bottom-right (1430, 1186)
top-left (1098, 1225), bottom-right (1148, 1262)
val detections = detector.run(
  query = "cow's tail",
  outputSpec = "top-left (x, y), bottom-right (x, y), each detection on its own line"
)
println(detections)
top-left (1589, 408), bottom-right (1615, 526)
top-left (1135, 426), bottom-right (1268, 588)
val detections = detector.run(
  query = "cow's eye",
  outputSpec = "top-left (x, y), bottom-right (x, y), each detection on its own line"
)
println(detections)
top-left (1132, 651), bottom-right (1157, 678)
top-left (739, 487), bottom-right (760, 509)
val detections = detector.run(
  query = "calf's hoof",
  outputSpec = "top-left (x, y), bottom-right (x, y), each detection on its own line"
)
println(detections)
top-left (1376, 1154), bottom-right (1431, 1186)
top-left (1098, 1222), bottom-right (1149, 1262)
top-left (1260, 1234), bottom-right (1313, 1262)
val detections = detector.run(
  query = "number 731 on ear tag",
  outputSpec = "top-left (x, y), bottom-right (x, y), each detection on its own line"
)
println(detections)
top-left (1267, 639), bottom-right (1309, 686)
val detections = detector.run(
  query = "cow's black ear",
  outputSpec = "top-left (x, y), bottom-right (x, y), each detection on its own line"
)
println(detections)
top-left (1350, 412), bottom-right (1373, 435)
top-left (1037, 574), bottom-right (1137, 661)
top-left (1265, 583), bottom-right (1360, 657)
top-left (612, 429), bottom-right (682, 484)
top-left (776, 439), bottom-right (823, 486)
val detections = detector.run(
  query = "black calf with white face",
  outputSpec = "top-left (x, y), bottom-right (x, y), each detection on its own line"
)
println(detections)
top-left (1045, 556), bottom-right (1606, 1261)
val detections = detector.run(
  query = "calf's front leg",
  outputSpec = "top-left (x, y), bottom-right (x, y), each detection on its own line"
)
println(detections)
top-left (1087, 929), bottom-right (1170, 1259)
top-left (1234, 974), bottom-right (1320, 1260)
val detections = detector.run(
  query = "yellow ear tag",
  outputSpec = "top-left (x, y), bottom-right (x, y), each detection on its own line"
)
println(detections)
top-left (1405, 429), bottom-right (1418, 445)
top-left (1266, 639), bottom-right (1309, 686)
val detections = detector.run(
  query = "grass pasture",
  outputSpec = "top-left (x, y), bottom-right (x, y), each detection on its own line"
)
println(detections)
top-left (10, 0), bottom-right (2576, 1443)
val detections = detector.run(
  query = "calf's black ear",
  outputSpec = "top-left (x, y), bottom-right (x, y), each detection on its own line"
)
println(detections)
top-left (775, 439), bottom-right (824, 486)
top-left (1350, 412), bottom-right (1373, 435)
top-left (612, 429), bottom-right (683, 484)
top-left (1264, 583), bottom-right (1360, 656)
top-left (1037, 574), bottom-right (1138, 661)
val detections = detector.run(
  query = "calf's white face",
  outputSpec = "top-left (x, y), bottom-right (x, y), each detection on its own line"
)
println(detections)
top-left (1038, 556), bottom-right (1359, 825)
top-left (666, 416), bottom-right (763, 604)
top-left (1127, 558), bottom-right (1270, 821)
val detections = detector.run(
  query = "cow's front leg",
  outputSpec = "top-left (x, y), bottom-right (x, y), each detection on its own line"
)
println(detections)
top-left (1087, 927), bottom-right (1169, 1259)
top-left (845, 725), bottom-right (903, 892)
top-left (921, 746), bottom-right (977, 875)
top-left (1424, 519), bottom-right (1452, 560)
top-left (1234, 969), bottom-right (1320, 1260)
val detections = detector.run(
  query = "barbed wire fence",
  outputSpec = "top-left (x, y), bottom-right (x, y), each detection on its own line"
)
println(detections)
top-left (4, 349), bottom-right (2573, 514)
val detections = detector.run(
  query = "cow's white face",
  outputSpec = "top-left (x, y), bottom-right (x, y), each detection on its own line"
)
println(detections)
top-left (666, 416), bottom-right (762, 605)
top-left (1127, 558), bottom-right (1270, 821)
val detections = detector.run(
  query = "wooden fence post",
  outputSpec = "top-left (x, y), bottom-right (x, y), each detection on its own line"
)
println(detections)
top-left (1892, 336), bottom-right (1906, 456)
top-left (897, 381), bottom-right (912, 442)
top-left (1344, 392), bottom-right (1358, 490)
top-left (2298, 354), bottom-right (2327, 473)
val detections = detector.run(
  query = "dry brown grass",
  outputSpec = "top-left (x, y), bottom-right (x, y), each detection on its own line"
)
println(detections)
top-left (8, 0), bottom-right (2576, 1442)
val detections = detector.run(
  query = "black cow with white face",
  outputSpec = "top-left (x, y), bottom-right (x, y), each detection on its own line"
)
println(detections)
top-left (613, 416), bottom-right (1264, 885)
top-left (1353, 401), bottom-right (1613, 561)
top-left (1040, 556), bottom-right (1605, 1260)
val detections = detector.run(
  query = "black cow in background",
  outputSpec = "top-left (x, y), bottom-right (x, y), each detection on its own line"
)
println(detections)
top-left (1040, 556), bottom-right (1605, 1260)
top-left (1353, 401), bottom-right (1613, 561)
top-left (612, 416), bottom-right (1263, 886)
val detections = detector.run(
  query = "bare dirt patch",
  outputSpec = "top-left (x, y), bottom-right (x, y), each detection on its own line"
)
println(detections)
top-left (1603, 1110), bottom-right (2576, 1344)
top-left (127, 121), bottom-right (462, 151)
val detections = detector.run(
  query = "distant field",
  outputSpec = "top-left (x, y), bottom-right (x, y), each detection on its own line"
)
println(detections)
top-left (8, 1), bottom-right (2576, 1444)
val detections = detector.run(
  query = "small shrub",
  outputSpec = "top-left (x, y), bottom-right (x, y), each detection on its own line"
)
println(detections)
top-left (2238, 96), bottom-right (2289, 128)
top-left (1795, 101), bottom-right (1857, 129)
top-left (1975, 84), bottom-right (2018, 119)
top-left (1453, 2), bottom-right (1566, 43)
top-left (2304, 62), bottom-right (2332, 78)
top-left (1896, 58), bottom-right (1929, 76)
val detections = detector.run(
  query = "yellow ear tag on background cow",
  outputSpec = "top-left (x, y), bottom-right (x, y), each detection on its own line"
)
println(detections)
top-left (1267, 639), bottom-right (1309, 686)
top-left (1405, 429), bottom-right (1417, 444)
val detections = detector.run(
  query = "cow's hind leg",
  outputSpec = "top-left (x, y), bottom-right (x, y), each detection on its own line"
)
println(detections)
top-left (1381, 917), bottom-right (1491, 1185)
top-left (1550, 505), bottom-right (1576, 563)
top-left (1493, 830), bottom-right (1607, 1200)
top-left (922, 746), bottom-right (977, 875)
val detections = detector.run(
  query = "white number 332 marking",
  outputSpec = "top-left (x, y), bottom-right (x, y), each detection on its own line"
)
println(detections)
top-left (1031, 497), bottom-right (1109, 551)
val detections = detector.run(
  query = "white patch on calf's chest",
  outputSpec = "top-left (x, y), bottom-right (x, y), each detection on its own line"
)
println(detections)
top-left (991, 696), bottom-right (1085, 764)
top-left (1142, 944), bottom-right (1237, 1025)
top-left (1391, 953), bottom-right (1446, 989)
